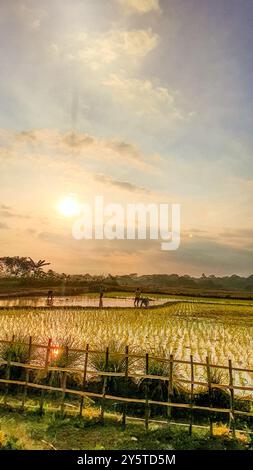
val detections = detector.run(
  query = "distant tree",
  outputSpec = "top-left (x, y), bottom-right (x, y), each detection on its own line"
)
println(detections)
top-left (0, 256), bottom-right (50, 277)
top-left (83, 273), bottom-right (93, 281)
top-left (0, 256), bottom-right (31, 277)
top-left (28, 258), bottom-right (50, 277)
top-left (47, 269), bottom-right (57, 278)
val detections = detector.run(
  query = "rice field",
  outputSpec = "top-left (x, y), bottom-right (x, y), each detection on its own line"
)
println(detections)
top-left (0, 300), bottom-right (253, 396)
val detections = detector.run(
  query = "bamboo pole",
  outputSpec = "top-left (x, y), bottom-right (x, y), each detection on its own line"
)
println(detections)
top-left (39, 338), bottom-right (52, 414)
top-left (0, 337), bottom-right (253, 373)
top-left (228, 359), bottom-right (236, 438)
top-left (167, 354), bottom-right (174, 422)
top-left (100, 347), bottom-right (109, 424)
top-left (21, 335), bottom-right (32, 411)
top-left (189, 355), bottom-right (194, 435)
top-left (79, 343), bottom-right (89, 417)
top-left (0, 376), bottom-right (253, 418)
top-left (144, 353), bottom-right (149, 431)
top-left (1, 357), bottom-right (253, 392)
top-left (3, 334), bottom-right (15, 406)
top-left (60, 346), bottom-right (69, 416)
top-left (206, 355), bottom-right (213, 437)
top-left (122, 345), bottom-right (129, 430)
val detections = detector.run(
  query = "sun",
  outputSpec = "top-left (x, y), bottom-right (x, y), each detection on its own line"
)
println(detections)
top-left (58, 195), bottom-right (81, 217)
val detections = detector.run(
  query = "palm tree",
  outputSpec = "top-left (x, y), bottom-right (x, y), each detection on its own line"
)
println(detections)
top-left (28, 258), bottom-right (50, 276)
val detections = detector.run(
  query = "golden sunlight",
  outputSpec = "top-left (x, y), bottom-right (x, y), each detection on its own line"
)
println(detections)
top-left (58, 194), bottom-right (81, 217)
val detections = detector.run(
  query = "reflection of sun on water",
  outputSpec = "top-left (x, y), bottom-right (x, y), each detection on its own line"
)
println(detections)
top-left (58, 195), bottom-right (81, 217)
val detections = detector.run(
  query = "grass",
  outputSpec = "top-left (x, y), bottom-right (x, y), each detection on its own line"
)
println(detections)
top-left (0, 396), bottom-right (250, 450)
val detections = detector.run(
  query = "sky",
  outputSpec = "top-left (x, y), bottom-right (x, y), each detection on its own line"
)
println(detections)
top-left (0, 0), bottom-right (253, 276)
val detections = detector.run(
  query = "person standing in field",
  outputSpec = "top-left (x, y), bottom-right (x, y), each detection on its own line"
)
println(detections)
top-left (134, 288), bottom-right (141, 307)
top-left (99, 286), bottom-right (104, 308)
top-left (47, 290), bottom-right (54, 305)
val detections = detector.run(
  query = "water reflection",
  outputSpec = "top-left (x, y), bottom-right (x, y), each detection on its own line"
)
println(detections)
top-left (0, 295), bottom-right (169, 308)
top-left (46, 298), bottom-right (54, 307)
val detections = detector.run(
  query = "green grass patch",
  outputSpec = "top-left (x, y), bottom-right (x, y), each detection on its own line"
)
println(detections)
top-left (0, 397), bottom-right (250, 450)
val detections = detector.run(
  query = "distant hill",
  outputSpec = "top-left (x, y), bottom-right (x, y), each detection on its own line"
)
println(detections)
top-left (100, 274), bottom-right (253, 298)
top-left (106, 273), bottom-right (253, 296)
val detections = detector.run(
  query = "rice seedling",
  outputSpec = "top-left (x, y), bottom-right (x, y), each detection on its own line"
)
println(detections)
top-left (0, 300), bottom-right (252, 396)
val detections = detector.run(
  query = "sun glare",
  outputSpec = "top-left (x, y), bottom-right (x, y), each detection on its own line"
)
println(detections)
top-left (58, 195), bottom-right (81, 217)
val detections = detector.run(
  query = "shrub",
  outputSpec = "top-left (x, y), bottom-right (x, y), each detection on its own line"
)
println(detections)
top-left (0, 337), bottom-right (37, 384)
top-left (88, 340), bottom-right (138, 397)
top-left (138, 355), bottom-right (188, 418)
top-left (35, 337), bottom-right (83, 392)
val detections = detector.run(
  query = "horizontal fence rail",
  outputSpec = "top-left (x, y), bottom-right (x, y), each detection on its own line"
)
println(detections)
top-left (0, 336), bottom-right (252, 436)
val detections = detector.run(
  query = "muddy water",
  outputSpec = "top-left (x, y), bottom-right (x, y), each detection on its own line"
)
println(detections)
top-left (0, 295), bottom-right (171, 308)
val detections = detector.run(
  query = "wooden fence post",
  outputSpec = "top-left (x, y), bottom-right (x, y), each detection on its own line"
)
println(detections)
top-left (189, 355), bottom-right (194, 435)
top-left (144, 353), bottom-right (149, 431)
top-left (21, 335), bottom-right (32, 411)
top-left (100, 347), bottom-right (109, 424)
top-left (60, 346), bottom-right (69, 416)
top-left (4, 334), bottom-right (15, 407)
top-left (79, 343), bottom-right (89, 417)
top-left (39, 338), bottom-right (52, 414)
top-left (206, 355), bottom-right (213, 437)
top-left (122, 345), bottom-right (129, 430)
top-left (167, 354), bottom-right (174, 422)
top-left (228, 359), bottom-right (236, 438)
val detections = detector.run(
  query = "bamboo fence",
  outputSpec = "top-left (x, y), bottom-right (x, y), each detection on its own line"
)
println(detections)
top-left (0, 336), bottom-right (252, 436)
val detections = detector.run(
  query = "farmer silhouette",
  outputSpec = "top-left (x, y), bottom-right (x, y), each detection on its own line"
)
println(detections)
top-left (99, 286), bottom-right (104, 308)
top-left (46, 290), bottom-right (54, 305)
top-left (134, 288), bottom-right (141, 307)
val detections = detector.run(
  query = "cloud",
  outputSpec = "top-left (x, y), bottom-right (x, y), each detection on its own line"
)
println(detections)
top-left (0, 204), bottom-right (31, 220)
top-left (1, 1), bottom-right (47, 32)
top-left (0, 222), bottom-right (9, 230)
top-left (174, 238), bottom-right (253, 275)
top-left (103, 74), bottom-right (185, 120)
top-left (35, 226), bottom-right (253, 276)
top-left (0, 129), bottom-right (157, 173)
top-left (116, 0), bottom-right (161, 14)
top-left (18, 3), bottom-right (47, 31)
top-left (1, 204), bottom-right (11, 210)
top-left (54, 28), bottom-right (159, 70)
top-left (94, 174), bottom-right (150, 193)
top-left (38, 231), bottom-right (67, 244)
top-left (61, 132), bottom-right (144, 163)
top-left (218, 228), bottom-right (253, 240)
top-left (0, 208), bottom-right (15, 218)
